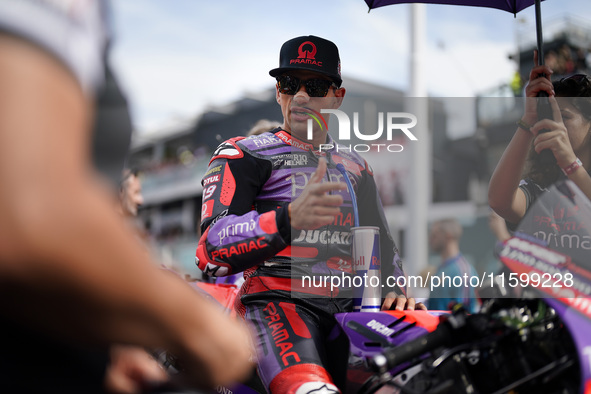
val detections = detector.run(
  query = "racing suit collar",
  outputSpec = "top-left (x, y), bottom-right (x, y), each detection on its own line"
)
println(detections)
top-left (274, 129), bottom-right (336, 155)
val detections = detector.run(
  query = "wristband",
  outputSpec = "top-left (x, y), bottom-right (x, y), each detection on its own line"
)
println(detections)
top-left (562, 158), bottom-right (583, 176)
top-left (516, 119), bottom-right (532, 132)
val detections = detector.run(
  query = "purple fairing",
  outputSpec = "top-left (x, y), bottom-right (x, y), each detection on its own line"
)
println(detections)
top-left (546, 297), bottom-right (591, 383)
top-left (334, 312), bottom-right (432, 355)
top-left (333, 311), bottom-right (443, 392)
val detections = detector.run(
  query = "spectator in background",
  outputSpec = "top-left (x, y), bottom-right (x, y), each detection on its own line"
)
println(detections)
top-left (510, 70), bottom-right (524, 97)
top-left (575, 48), bottom-right (589, 73)
top-left (119, 168), bottom-right (144, 218)
top-left (428, 219), bottom-right (480, 313)
top-left (246, 119), bottom-right (282, 136)
top-left (558, 44), bottom-right (575, 76)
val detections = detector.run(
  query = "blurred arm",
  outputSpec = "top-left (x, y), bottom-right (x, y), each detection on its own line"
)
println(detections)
top-left (488, 126), bottom-right (531, 224)
top-left (488, 211), bottom-right (511, 242)
top-left (0, 34), bottom-right (252, 389)
top-left (489, 63), bottom-right (553, 224)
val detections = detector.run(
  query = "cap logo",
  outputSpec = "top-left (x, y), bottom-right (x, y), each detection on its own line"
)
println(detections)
top-left (291, 41), bottom-right (322, 68)
top-left (271, 36), bottom-right (340, 83)
top-left (297, 41), bottom-right (317, 59)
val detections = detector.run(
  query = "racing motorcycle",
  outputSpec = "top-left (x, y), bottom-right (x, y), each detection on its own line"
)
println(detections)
top-left (343, 180), bottom-right (591, 394)
top-left (168, 179), bottom-right (591, 394)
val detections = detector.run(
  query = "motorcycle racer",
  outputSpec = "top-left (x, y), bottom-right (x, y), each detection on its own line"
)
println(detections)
top-left (196, 35), bottom-right (425, 394)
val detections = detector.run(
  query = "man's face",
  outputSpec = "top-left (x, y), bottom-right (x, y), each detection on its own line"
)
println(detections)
top-left (275, 70), bottom-right (345, 144)
top-left (121, 174), bottom-right (144, 217)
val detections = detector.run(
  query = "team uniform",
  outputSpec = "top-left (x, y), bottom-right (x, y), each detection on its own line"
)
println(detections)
top-left (514, 177), bottom-right (591, 266)
top-left (519, 178), bottom-right (549, 212)
top-left (503, 178), bottom-right (548, 234)
top-left (0, 0), bottom-right (131, 392)
top-left (196, 129), bottom-right (405, 392)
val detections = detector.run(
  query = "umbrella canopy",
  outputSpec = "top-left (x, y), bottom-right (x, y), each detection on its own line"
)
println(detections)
top-left (364, 0), bottom-right (539, 14)
top-left (364, 0), bottom-right (547, 65)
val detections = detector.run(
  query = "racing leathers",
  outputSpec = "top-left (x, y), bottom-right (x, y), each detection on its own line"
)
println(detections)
top-left (196, 128), bottom-right (406, 393)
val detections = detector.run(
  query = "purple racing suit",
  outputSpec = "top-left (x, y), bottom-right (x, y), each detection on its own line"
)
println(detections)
top-left (196, 128), bottom-right (406, 392)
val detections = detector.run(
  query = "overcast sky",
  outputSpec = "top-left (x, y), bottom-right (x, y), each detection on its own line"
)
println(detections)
top-left (109, 0), bottom-right (591, 136)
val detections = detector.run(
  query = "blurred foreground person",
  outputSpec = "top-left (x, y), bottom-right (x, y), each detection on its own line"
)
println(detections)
top-left (0, 1), bottom-right (252, 392)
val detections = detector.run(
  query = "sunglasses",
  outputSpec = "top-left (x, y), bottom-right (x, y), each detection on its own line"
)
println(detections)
top-left (276, 75), bottom-right (338, 97)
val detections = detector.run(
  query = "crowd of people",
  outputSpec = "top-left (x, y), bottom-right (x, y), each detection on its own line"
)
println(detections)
top-left (3, 1), bottom-right (590, 393)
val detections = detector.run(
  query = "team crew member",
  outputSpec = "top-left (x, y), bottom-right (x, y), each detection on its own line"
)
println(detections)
top-left (196, 35), bottom-right (425, 394)
top-left (489, 53), bottom-right (591, 226)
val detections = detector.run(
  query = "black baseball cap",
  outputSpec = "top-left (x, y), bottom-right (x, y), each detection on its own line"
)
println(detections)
top-left (269, 35), bottom-right (342, 86)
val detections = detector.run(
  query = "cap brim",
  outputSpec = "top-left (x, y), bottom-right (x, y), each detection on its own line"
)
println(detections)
top-left (269, 67), bottom-right (342, 86)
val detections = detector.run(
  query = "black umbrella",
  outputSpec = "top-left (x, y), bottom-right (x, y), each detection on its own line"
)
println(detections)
top-left (366, 0), bottom-right (554, 155)
top-left (365, 0), bottom-right (548, 66)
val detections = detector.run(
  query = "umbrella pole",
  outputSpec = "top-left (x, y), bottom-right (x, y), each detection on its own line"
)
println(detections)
top-left (534, 0), bottom-right (555, 164)
top-left (534, 0), bottom-right (544, 65)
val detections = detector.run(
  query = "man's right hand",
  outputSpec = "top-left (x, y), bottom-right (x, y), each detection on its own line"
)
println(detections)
top-left (289, 157), bottom-right (346, 230)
